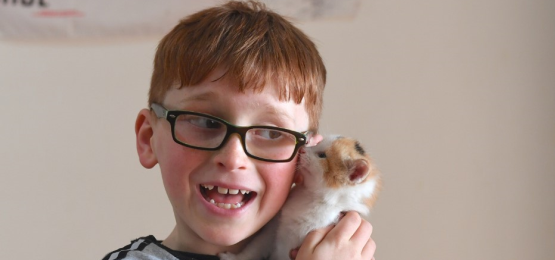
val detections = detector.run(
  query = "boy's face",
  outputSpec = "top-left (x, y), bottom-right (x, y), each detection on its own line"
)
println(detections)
top-left (139, 68), bottom-right (311, 254)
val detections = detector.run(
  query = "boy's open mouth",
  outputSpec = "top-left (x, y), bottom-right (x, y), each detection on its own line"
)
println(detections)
top-left (200, 184), bottom-right (256, 210)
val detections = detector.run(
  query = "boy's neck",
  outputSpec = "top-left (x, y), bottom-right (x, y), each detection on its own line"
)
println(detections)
top-left (162, 226), bottom-right (250, 256)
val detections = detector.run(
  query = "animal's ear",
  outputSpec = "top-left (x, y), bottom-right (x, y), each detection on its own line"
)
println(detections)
top-left (348, 159), bottom-right (370, 184)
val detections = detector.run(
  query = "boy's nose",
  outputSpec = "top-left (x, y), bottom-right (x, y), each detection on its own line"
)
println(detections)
top-left (213, 134), bottom-right (249, 171)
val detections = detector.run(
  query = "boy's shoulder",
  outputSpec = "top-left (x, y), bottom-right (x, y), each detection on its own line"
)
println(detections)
top-left (102, 235), bottom-right (219, 260)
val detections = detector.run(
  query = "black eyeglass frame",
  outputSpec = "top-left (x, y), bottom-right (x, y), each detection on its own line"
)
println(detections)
top-left (150, 103), bottom-right (310, 163)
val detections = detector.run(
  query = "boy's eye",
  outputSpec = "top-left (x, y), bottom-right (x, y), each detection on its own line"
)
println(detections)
top-left (252, 129), bottom-right (284, 140)
top-left (184, 115), bottom-right (224, 129)
top-left (317, 152), bottom-right (327, 158)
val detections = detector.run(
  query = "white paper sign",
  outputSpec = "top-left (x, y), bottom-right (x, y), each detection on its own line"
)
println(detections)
top-left (0, 0), bottom-right (360, 39)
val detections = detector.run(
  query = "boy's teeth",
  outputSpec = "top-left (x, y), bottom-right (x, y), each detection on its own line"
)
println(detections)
top-left (202, 184), bottom-right (251, 195)
top-left (208, 199), bottom-right (244, 209)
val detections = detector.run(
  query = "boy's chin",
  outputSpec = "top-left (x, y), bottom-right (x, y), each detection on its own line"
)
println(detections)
top-left (202, 229), bottom-right (254, 251)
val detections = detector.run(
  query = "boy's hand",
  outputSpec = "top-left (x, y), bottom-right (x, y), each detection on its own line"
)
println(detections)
top-left (291, 212), bottom-right (376, 260)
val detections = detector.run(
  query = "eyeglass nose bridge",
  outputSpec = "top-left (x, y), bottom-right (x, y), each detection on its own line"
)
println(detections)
top-left (216, 124), bottom-right (251, 154)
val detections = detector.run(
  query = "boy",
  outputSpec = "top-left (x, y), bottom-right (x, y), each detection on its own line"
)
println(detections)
top-left (104, 1), bottom-right (376, 260)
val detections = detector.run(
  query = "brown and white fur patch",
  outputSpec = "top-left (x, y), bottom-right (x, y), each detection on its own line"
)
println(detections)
top-left (219, 135), bottom-right (381, 260)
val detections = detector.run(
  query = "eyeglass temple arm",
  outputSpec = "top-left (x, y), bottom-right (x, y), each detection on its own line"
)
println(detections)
top-left (150, 103), bottom-right (167, 118)
top-left (301, 131), bottom-right (312, 144)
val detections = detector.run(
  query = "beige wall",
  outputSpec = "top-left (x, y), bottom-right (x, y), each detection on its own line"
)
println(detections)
top-left (1, 0), bottom-right (554, 259)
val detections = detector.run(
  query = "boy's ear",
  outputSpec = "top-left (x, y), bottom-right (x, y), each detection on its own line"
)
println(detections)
top-left (306, 134), bottom-right (323, 147)
top-left (135, 109), bottom-right (158, 169)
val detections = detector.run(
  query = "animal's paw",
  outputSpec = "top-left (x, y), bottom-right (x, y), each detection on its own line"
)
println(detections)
top-left (218, 252), bottom-right (239, 260)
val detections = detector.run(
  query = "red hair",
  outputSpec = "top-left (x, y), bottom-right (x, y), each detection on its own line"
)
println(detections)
top-left (149, 1), bottom-right (326, 131)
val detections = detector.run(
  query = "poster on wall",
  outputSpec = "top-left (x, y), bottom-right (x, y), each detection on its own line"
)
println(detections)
top-left (0, 0), bottom-right (361, 39)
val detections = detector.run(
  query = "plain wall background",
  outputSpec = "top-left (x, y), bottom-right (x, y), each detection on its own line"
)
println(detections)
top-left (1, 0), bottom-right (554, 259)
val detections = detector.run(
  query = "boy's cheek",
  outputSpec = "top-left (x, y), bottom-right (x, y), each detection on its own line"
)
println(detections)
top-left (265, 162), bottom-right (297, 192)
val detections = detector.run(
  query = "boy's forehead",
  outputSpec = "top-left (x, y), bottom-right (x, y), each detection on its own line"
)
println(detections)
top-left (162, 84), bottom-right (309, 129)
top-left (164, 84), bottom-right (302, 111)
top-left (161, 67), bottom-right (310, 129)
top-left (165, 68), bottom-right (290, 105)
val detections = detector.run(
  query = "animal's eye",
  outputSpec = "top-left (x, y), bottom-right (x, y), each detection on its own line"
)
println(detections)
top-left (317, 152), bottom-right (327, 158)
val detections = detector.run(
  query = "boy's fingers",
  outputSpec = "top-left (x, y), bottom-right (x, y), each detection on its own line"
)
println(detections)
top-left (300, 224), bottom-right (334, 251)
top-left (298, 213), bottom-right (376, 259)
top-left (362, 237), bottom-right (377, 259)
top-left (325, 211), bottom-right (361, 243)
top-left (350, 218), bottom-right (372, 245)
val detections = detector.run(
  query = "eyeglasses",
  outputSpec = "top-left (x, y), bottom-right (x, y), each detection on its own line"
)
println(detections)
top-left (151, 103), bottom-right (310, 162)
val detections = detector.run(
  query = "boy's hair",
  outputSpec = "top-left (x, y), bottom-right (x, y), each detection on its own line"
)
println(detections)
top-left (149, 0), bottom-right (326, 131)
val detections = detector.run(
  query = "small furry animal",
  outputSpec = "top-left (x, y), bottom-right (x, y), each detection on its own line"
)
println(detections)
top-left (219, 135), bottom-right (381, 260)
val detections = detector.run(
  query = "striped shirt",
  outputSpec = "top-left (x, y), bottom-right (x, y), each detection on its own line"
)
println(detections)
top-left (102, 236), bottom-right (220, 260)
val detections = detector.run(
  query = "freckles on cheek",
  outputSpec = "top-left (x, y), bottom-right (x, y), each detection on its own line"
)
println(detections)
top-left (264, 163), bottom-right (296, 195)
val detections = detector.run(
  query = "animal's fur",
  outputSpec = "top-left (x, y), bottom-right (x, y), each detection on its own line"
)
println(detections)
top-left (219, 135), bottom-right (381, 260)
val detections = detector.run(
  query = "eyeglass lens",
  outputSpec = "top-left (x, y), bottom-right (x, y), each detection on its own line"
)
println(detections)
top-left (173, 114), bottom-right (298, 161)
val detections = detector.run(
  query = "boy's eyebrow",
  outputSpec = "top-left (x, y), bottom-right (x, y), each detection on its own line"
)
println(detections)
top-left (176, 91), bottom-right (296, 125)
top-left (256, 102), bottom-right (296, 123)
top-left (178, 91), bottom-right (218, 103)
